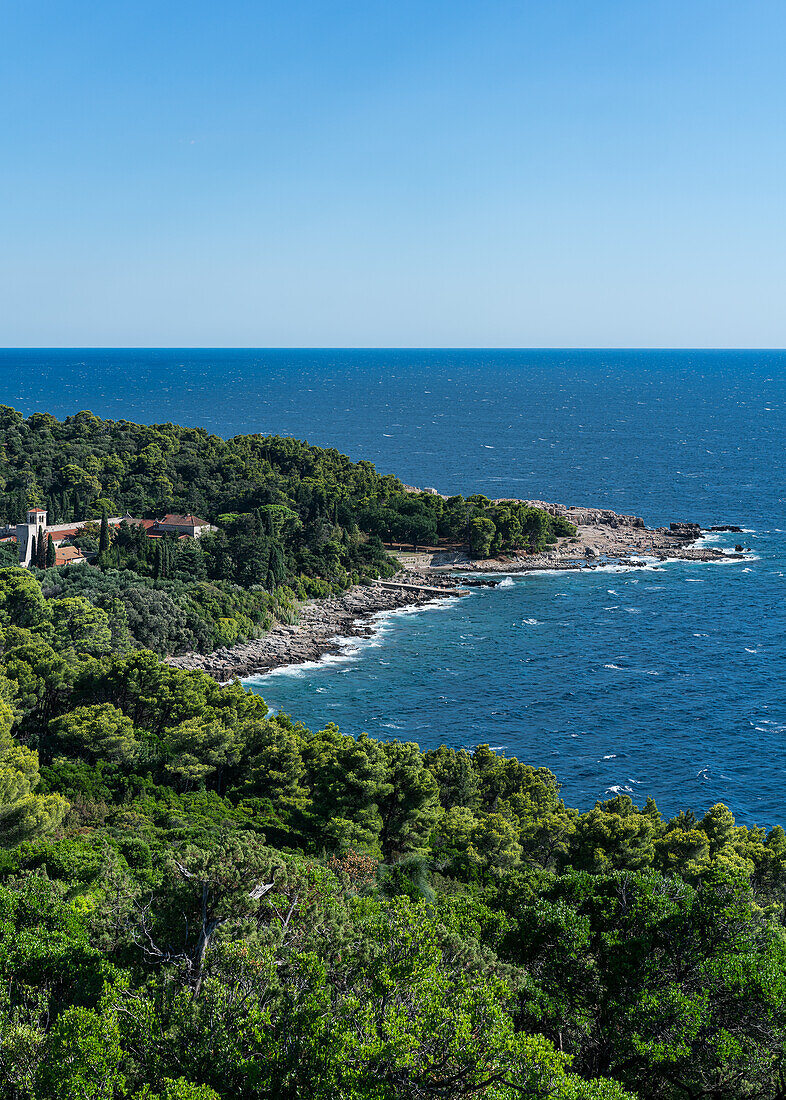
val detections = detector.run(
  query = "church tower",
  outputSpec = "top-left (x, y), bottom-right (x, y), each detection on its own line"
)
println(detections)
top-left (17, 508), bottom-right (47, 567)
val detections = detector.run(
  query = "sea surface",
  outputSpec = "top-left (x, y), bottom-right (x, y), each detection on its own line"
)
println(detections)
top-left (1, 349), bottom-right (784, 824)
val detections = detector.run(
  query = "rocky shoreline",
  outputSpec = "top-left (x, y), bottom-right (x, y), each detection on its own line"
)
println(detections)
top-left (167, 503), bottom-right (752, 683)
top-left (165, 572), bottom-right (464, 682)
top-left (395, 503), bottom-right (750, 574)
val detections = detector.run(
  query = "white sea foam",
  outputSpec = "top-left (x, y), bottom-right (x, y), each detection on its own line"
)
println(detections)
top-left (604, 663), bottom-right (623, 670)
top-left (522, 617), bottom-right (540, 625)
top-left (246, 596), bottom-right (457, 682)
top-left (498, 576), bottom-right (515, 587)
top-left (250, 650), bottom-right (359, 681)
top-left (602, 753), bottom-right (617, 759)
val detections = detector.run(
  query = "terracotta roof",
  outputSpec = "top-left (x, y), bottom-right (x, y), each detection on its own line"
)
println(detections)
top-left (140, 518), bottom-right (158, 530)
top-left (159, 514), bottom-right (209, 526)
top-left (55, 546), bottom-right (86, 564)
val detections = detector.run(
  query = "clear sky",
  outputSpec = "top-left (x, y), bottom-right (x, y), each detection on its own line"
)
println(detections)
top-left (1, 0), bottom-right (785, 347)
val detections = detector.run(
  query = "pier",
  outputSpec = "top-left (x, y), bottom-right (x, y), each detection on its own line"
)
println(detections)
top-left (374, 580), bottom-right (469, 597)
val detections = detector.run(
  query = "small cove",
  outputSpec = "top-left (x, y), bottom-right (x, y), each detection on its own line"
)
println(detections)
top-left (1, 347), bottom-right (783, 823)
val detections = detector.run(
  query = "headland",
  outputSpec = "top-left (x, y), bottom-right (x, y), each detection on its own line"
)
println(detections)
top-left (167, 501), bottom-right (750, 682)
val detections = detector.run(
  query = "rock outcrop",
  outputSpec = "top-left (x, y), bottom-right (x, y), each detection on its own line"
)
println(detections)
top-left (166, 573), bottom-right (463, 681)
top-left (670, 522), bottom-right (702, 539)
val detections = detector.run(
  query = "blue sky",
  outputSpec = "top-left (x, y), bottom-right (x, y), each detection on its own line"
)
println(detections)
top-left (1, 0), bottom-right (784, 347)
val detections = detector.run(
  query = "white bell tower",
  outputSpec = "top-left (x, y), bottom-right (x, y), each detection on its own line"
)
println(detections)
top-left (17, 507), bottom-right (47, 567)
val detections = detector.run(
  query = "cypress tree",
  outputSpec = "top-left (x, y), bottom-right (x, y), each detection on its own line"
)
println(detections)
top-left (28, 533), bottom-right (37, 567)
top-left (46, 534), bottom-right (56, 568)
top-left (99, 511), bottom-right (110, 554)
top-left (153, 541), bottom-right (163, 580)
top-left (36, 528), bottom-right (46, 569)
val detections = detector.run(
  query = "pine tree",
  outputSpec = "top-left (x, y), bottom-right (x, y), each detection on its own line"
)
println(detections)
top-left (99, 511), bottom-right (110, 554)
top-left (46, 534), bottom-right (56, 568)
top-left (36, 527), bottom-right (46, 569)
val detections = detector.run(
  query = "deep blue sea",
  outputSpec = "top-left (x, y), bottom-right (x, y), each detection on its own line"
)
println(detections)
top-left (2, 349), bottom-right (784, 824)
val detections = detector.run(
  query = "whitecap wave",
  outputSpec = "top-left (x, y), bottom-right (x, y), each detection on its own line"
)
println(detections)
top-left (245, 597), bottom-right (457, 681)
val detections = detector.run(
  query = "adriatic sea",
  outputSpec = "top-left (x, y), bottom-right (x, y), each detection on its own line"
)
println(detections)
top-left (1, 349), bottom-right (783, 823)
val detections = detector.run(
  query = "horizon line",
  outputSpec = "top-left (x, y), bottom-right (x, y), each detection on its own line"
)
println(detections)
top-left (1, 346), bottom-right (785, 353)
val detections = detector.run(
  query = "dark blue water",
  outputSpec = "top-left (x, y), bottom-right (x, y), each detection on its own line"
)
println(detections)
top-left (2, 349), bottom-right (784, 823)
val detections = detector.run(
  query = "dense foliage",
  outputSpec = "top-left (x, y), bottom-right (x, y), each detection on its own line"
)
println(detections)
top-left (36, 561), bottom-right (299, 657)
top-left (0, 564), bottom-right (783, 1097)
top-left (0, 412), bottom-right (773, 1097)
top-left (0, 408), bottom-right (573, 585)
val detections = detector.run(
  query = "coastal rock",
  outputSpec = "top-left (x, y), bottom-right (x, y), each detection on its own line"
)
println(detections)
top-left (567, 508), bottom-right (645, 528)
top-left (165, 572), bottom-right (465, 681)
top-left (669, 522), bottom-right (702, 539)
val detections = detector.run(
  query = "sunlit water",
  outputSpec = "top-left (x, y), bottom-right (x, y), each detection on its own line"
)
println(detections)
top-left (2, 349), bottom-right (783, 822)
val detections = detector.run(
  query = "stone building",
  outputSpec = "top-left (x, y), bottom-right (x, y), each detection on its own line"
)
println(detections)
top-left (153, 514), bottom-right (215, 537)
top-left (16, 508), bottom-right (48, 567)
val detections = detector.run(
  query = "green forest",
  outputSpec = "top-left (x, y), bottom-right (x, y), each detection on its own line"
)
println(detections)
top-left (0, 407), bottom-right (575, 659)
top-left (0, 568), bottom-right (786, 1098)
top-left (0, 410), bottom-right (782, 1098)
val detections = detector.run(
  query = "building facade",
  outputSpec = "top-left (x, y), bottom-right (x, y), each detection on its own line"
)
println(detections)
top-left (16, 508), bottom-right (48, 567)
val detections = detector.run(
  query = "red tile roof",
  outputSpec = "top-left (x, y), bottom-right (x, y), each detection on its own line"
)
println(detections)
top-left (160, 514), bottom-right (209, 527)
top-left (55, 546), bottom-right (86, 564)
